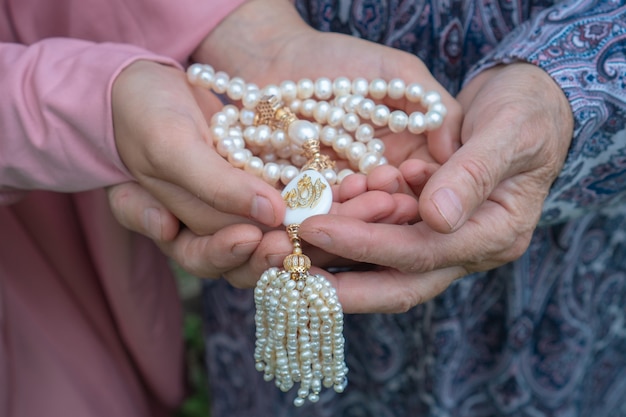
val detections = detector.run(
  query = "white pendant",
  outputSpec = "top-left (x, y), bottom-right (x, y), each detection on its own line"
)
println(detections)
top-left (281, 169), bottom-right (332, 226)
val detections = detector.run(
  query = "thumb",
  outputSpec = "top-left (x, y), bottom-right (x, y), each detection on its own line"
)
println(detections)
top-left (107, 182), bottom-right (180, 241)
top-left (417, 134), bottom-right (508, 233)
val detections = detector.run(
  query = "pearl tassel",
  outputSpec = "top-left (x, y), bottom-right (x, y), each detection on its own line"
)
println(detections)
top-left (254, 266), bottom-right (347, 406)
top-left (186, 63), bottom-right (447, 406)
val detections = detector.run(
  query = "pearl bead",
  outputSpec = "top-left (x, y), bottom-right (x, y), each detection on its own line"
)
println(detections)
top-left (226, 77), bottom-right (245, 101)
top-left (216, 137), bottom-right (236, 157)
top-left (289, 98), bottom-right (302, 113)
top-left (408, 112), bottom-right (426, 134)
top-left (351, 77), bottom-right (369, 96)
top-left (211, 112), bottom-right (229, 127)
top-left (276, 145), bottom-right (292, 159)
top-left (212, 71), bottom-right (230, 94)
top-left (343, 94), bottom-right (363, 113)
top-left (263, 84), bottom-right (281, 102)
top-left (356, 98), bottom-right (375, 119)
top-left (222, 104), bottom-right (239, 124)
top-left (332, 133), bottom-right (352, 156)
top-left (262, 162), bottom-right (281, 184)
top-left (369, 78), bottom-right (387, 100)
top-left (387, 78), bottom-right (406, 100)
top-left (297, 79), bottom-right (314, 99)
top-left (228, 149), bottom-right (251, 168)
top-left (426, 110), bottom-right (444, 130)
top-left (239, 109), bottom-right (255, 126)
top-left (346, 141), bottom-right (367, 163)
top-left (388, 110), bottom-right (409, 133)
top-left (313, 101), bottom-right (331, 124)
top-left (422, 90), bottom-right (442, 107)
top-left (326, 106), bottom-right (346, 127)
top-left (355, 123), bottom-right (374, 143)
top-left (291, 152), bottom-right (308, 167)
top-left (231, 136), bottom-right (245, 150)
top-left (371, 104), bottom-right (390, 126)
top-left (334, 95), bottom-right (349, 108)
top-left (192, 66), bottom-right (214, 89)
top-left (243, 126), bottom-right (256, 146)
top-left (367, 138), bottom-right (385, 154)
top-left (430, 102), bottom-right (448, 118)
top-left (405, 83), bottom-right (424, 102)
top-left (288, 120), bottom-right (318, 146)
top-left (319, 126), bottom-right (338, 146)
top-left (210, 125), bottom-right (227, 142)
top-left (244, 156), bottom-right (264, 176)
top-left (314, 77), bottom-right (333, 100)
top-left (271, 129), bottom-right (289, 149)
top-left (280, 80), bottom-right (298, 102)
top-left (299, 99), bottom-right (316, 118)
top-left (341, 112), bottom-right (360, 132)
top-left (321, 168), bottom-right (337, 185)
top-left (280, 165), bottom-right (299, 185)
top-left (260, 147), bottom-right (278, 164)
top-left (333, 77), bottom-right (352, 97)
top-left (242, 89), bottom-right (261, 109)
top-left (254, 125), bottom-right (272, 146)
top-left (186, 63), bottom-right (203, 81)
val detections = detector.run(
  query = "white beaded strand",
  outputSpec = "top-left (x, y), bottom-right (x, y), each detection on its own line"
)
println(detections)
top-left (186, 63), bottom-right (447, 186)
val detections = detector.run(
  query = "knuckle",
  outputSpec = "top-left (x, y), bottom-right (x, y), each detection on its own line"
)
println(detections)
top-left (458, 157), bottom-right (497, 201)
top-left (393, 291), bottom-right (422, 313)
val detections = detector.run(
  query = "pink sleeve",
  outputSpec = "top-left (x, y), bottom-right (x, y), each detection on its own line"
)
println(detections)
top-left (0, 0), bottom-right (246, 205)
top-left (4, 0), bottom-right (246, 64)
top-left (0, 39), bottom-right (180, 203)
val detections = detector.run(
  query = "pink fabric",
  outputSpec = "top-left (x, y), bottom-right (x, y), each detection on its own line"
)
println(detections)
top-left (0, 0), bottom-right (245, 415)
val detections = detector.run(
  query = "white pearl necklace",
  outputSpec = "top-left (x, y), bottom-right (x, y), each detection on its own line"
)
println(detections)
top-left (186, 63), bottom-right (446, 186)
top-left (186, 63), bottom-right (447, 406)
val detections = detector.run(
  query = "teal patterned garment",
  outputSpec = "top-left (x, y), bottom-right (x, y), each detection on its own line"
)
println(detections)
top-left (203, 1), bottom-right (626, 416)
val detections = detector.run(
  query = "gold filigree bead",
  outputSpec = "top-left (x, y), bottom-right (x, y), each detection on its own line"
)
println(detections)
top-left (254, 95), bottom-right (297, 130)
top-left (283, 253), bottom-right (312, 280)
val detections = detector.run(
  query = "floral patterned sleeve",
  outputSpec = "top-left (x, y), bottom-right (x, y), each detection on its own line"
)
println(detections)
top-left (466, 0), bottom-right (626, 225)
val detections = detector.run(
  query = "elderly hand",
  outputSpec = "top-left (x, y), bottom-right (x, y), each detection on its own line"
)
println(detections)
top-left (293, 63), bottom-right (574, 313)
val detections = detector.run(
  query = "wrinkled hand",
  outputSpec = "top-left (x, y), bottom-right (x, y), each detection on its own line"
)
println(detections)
top-left (293, 63), bottom-right (574, 312)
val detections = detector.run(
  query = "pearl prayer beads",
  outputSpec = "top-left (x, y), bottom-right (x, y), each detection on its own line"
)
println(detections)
top-left (186, 63), bottom-right (447, 186)
top-left (185, 62), bottom-right (447, 406)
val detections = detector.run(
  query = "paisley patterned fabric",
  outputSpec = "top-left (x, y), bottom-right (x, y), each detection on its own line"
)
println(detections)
top-left (203, 1), bottom-right (626, 415)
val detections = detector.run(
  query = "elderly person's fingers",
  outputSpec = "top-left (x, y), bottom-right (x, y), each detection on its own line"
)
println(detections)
top-left (418, 63), bottom-right (573, 234)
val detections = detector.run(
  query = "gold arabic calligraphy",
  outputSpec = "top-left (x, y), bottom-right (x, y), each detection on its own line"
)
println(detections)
top-left (283, 174), bottom-right (327, 210)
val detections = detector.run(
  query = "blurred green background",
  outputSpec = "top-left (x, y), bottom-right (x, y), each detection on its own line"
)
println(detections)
top-left (172, 262), bottom-right (210, 417)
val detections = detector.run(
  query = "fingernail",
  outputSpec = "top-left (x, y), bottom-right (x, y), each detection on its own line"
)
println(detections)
top-left (232, 241), bottom-right (258, 257)
top-left (143, 208), bottom-right (162, 240)
top-left (267, 253), bottom-right (286, 267)
top-left (431, 188), bottom-right (463, 230)
top-left (251, 195), bottom-right (276, 225)
top-left (301, 228), bottom-right (332, 247)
